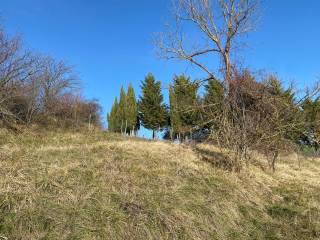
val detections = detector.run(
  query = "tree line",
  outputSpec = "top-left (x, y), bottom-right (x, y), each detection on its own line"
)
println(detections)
top-left (0, 26), bottom-right (101, 130)
top-left (151, 0), bottom-right (320, 172)
top-left (108, 71), bottom-right (320, 145)
top-left (108, 70), bottom-right (320, 171)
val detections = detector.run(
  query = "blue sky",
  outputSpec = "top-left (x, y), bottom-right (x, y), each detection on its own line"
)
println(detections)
top-left (1, 0), bottom-right (320, 136)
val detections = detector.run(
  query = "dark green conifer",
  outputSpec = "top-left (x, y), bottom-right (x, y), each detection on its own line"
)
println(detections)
top-left (126, 83), bottom-right (138, 135)
top-left (203, 79), bottom-right (224, 128)
top-left (169, 75), bottom-right (199, 140)
top-left (119, 86), bottom-right (127, 134)
top-left (107, 97), bottom-right (120, 132)
top-left (139, 73), bottom-right (168, 139)
top-left (169, 85), bottom-right (181, 139)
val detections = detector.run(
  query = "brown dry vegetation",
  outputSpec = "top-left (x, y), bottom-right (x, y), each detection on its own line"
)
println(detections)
top-left (0, 129), bottom-right (319, 239)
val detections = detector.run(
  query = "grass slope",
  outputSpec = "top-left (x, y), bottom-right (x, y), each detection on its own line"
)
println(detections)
top-left (0, 129), bottom-right (319, 239)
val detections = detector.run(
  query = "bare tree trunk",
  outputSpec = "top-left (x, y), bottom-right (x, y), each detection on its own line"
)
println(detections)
top-left (125, 120), bottom-right (128, 136)
top-left (152, 130), bottom-right (156, 140)
top-left (88, 113), bottom-right (91, 130)
top-left (121, 120), bottom-right (123, 135)
top-left (271, 151), bottom-right (279, 173)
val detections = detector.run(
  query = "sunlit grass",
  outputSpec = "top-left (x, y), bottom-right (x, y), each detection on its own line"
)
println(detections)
top-left (0, 129), bottom-right (319, 239)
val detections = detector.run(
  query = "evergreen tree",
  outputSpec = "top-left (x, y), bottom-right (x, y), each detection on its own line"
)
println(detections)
top-left (107, 97), bottom-right (120, 132)
top-left (203, 79), bottom-right (224, 128)
top-left (303, 98), bottom-right (320, 124)
top-left (264, 76), bottom-right (303, 141)
top-left (265, 76), bottom-right (295, 104)
top-left (204, 79), bottom-right (224, 108)
top-left (107, 84), bottom-right (140, 135)
top-left (169, 75), bottom-right (200, 140)
top-left (107, 113), bottom-right (111, 130)
top-left (302, 97), bottom-right (320, 147)
top-left (169, 85), bottom-right (181, 139)
top-left (139, 73), bottom-right (168, 139)
top-left (126, 83), bottom-right (139, 135)
top-left (118, 86), bottom-right (127, 134)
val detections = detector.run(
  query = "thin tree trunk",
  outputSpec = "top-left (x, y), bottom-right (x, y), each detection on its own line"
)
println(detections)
top-left (152, 130), bottom-right (156, 140)
top-left (125, 120), bottom-right (128, 136)
top-left (271, 151), bottom-right (278, 173)
top-left (88, 114), bottom-right (91, 130)
top-left (121, 120), bottom-right (123, 135)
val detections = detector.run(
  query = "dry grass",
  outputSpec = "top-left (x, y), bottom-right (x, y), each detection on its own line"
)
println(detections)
top-left (0, 129), bottom-right (319, 239)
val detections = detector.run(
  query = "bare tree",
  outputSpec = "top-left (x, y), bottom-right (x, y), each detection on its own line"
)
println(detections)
top-left (0, 28), bottom-right (37, 126)
top-left (0, 24), bottom-right (100, 129)
top-left (156, 0), bottom-right (259, 83)
top-left (36, 56), bottom-right (78, 116)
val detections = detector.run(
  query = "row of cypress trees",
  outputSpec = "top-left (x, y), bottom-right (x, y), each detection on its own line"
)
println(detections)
top-left (107, 74), bottom-right (168, 138)
top-left (108, 72), bottom-right (320, 165)
top-left (108, 72), bottom-right (320, 146)
top-left (107, 83), bottom-right (139, 135)
top-left (107, 73), bottom-right (223, 140)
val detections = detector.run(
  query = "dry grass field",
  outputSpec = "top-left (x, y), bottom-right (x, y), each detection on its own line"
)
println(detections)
top-left (0, 129), bottom-right (319, 239)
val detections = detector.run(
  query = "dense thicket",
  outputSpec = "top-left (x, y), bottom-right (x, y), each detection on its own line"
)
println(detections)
top-left (0, 27), bottom-right (101, 129)
top-left (210, 71), bottom-right (304, 171)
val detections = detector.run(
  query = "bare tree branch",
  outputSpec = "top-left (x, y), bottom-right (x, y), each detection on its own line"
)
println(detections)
top-left (156, 0), bottom-right (259, 83)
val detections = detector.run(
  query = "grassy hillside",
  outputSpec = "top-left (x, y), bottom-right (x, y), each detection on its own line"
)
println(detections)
top-left (0, 129), bottom-right (319, 239)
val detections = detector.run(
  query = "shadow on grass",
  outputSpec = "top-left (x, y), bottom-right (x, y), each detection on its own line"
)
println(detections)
top-left (193, 146), bottom-right (234, 171)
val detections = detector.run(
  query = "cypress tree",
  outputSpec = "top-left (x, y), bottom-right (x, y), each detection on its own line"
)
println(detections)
top-left (107, 113), bottom-right (111, 130)
top-left (126, 83), bottom-right (138, 135)
top-left (265, 76), bottom-right (303, 142)
top-left (203, 79), bottom-right (224, 129)
top-left (107, 101), bottom-right (114, 132)
top-left (119, 86), bottom-right (127, 134)
top-left (301, 97), bottom-right (320, 147)
top-left (303, 98), bottom-right (320, 125)
top-left (265, 76), bottom-right (295, 104)
top-left (107, 97), bottom-right (120, 132)
top-left (139, 73), bottom-right (168, 139)
top-left (108, 84), bottom-right (140, 135)
top-left (169, 85), bottom-right (182, 139)
top-left (169, 75), bottom-right (199, 140)
top-left (204, 79), bottom-right (224, 107)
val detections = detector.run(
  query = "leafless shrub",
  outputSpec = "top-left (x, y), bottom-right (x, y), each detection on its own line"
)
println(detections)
top-left (0, 28), bottom-right (37, 126)
top-left (0, 25), bottom-right (101, 129)
top-left (204, 70), bottom-right (317, 172)
top-left (52, 93), bottom-right (102, 129)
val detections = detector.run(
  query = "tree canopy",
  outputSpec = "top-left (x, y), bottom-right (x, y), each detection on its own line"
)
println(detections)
top-left (139, 73), bottom-right (168, 139)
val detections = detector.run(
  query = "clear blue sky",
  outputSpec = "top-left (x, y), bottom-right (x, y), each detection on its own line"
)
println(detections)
top-left (1, 0), bottom-right (320, 136)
